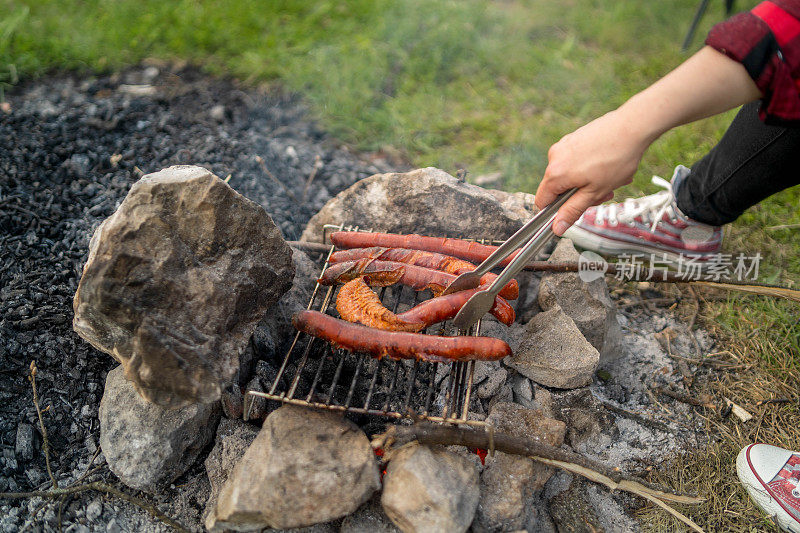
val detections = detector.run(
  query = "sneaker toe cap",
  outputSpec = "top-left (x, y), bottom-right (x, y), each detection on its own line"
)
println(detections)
top-left (742, 444), bottom-right (795, 484)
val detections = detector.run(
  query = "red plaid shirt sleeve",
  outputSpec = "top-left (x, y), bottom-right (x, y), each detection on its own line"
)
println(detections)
top-left (706, 0), bottom-right (800, 124)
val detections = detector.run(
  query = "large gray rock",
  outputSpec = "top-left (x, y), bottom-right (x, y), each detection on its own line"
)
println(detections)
top-left (506, 305), bottom-right (600, 389)
top-left (538, 238), bottom-right (621, 359)
top-left (208, 405), bottom-right (379, 531)
top-left (250, 247), bottom-right (319, 366)
top-left (203, 418), bottom-right (260, 524)
top-left (473, 403), bottom-right (566, 533)
top-left (300, 167), bottom-right (536, 243)
top-left (74, 165), bottom-right (294, 408)
top-left (99, 366), bottom-right (221, 493)
top-left (381, 443), bottom-right (480, 533)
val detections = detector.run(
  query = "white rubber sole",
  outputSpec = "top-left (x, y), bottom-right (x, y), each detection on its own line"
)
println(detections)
top-left (737, 446), bottom-right (800, 533)
top-left (564, 224), bottom-right (717, 266)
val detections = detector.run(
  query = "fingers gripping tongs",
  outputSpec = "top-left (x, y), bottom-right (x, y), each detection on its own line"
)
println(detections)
top-left (444, 188), bottom-right (578, 331)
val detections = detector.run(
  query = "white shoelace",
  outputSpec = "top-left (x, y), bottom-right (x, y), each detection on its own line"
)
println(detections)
top-left (594, 176), bottom-right (679, 232)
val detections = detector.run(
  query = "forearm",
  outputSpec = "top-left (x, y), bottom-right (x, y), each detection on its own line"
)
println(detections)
top-left (618, 46), bottom-right (762, 146)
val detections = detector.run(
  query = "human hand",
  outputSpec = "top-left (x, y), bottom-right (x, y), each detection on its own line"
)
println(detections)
top-left (535, 109), bottom-right (651, 236)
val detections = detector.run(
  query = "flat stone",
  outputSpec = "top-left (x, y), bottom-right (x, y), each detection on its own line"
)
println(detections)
top-left (473, 403), bottom-right (566, 533)
top-left (74, 165), bottom-right (294, 408)
top-left (203, 418), bottom-right (260, 525)
top-left (538, 238), bottom-right (621, 360)
top-left (506, 305), bottom-right (599, 389)
top-left (208, 405), bottom-right (379, 531)
top-left (15, 423), bottom-right (34, 461)
top-left (99, 366), bottom-right (221, 493)
top-left (300, 167), bottom-right (536, 244)
top-left (382, 443), bottom-right (479, 533)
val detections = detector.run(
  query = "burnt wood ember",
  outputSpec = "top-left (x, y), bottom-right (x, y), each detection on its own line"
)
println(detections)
top-left (0, 65), bottom-right (384, 531)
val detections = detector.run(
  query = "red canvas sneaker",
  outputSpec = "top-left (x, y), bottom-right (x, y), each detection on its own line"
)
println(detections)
top-left (737, 443), bottom-right (800, 532)
top-left (563, 166), bottom-right (722, 262)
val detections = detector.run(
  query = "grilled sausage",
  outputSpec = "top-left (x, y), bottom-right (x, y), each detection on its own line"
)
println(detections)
top-left (292, 310), bottom-right (512, 362)
top-left (336, 278), bottom-right (424, 332)
top-left (328, 247), bottom-right (518, 300)
top-left (321, 260), bottom-right (515, 325)
top-left (336, 278), bottom-right (515, 330)
top-left (330, 231), bottom-right (519, 267)
top-left (319, 259), bottom-right (455, 294)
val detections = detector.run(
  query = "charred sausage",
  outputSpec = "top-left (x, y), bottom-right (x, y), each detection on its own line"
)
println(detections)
top-left (328, 247), bottom-right (519, 300)
top-left (293, 310), bottom-right (512, 362)
top-left (329, 231), bottom-right (520, 267)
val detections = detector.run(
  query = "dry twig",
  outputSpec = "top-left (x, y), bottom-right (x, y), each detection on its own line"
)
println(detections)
top-left (301, 154), bottom-right (323, 204)
top-left (0, 361), bottom-right (189, 532)
top-left (29, 361), bottom-right (56, 489)
top-left (1, 483), bottom-right (189, 533)
top-left (255, 155), bottom-right (301, 204)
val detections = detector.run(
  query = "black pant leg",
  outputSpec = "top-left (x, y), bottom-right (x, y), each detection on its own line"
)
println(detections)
top-left (676, 101), bottom-right (800, 226)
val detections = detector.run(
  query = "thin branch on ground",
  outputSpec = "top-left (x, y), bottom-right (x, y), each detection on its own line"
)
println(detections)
top-left (29, 361), bottom-right (56, 489)
top-left (2, 361), bottom-right (189, 532)
top-left (0, 483), bottom-right (189, 533)
top-left (301, 154), bottom-right (322, 204)
top-left (255, 155), bottom-right (301, 204)
top-left (651, 385), bottom-right (716, 410)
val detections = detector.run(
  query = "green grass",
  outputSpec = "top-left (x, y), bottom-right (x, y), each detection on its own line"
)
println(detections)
top-left (3, 0), bottom-right (799, 529)
top-left (0, 0), bottom-right (758, 190)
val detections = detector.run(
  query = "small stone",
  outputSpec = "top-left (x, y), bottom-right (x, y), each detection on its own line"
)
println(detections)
top-left (15, 423), bottom-right (34, 461)
top-left (243, 376), bottom-right (267, 421)
top-left (507, 304), bottom-right (599, 389)
top-left (510, 374), bottom-right (533, 404)
top-left (73, 165), bottom-right (294, 408)
top-left (473, 403), bottom-right (566, 533)
top-left (25, 468), bottom-right (44, 486)
top-left (477, 367), bottom-right (507, 399)
top-left (105, 519), bottom-right (121, 533)
top-left (220, 385), bottom-right (244, 419)
top-left (209, 105), bottom-right (226, 121)
top-left (203, 418), bottom-right (260, 524)
top-left (209, 405), bottom-right (379, 531)
top-left (538, 238), bottom-right (622, 360)
top-left (549, 389), bottom-right (618, 450)
top-left (99, 366), bottom-right (221, 493)
top-left (382, 443), bottom-right (479, 533)
top-left (85, 499), bottom-right (103, 521)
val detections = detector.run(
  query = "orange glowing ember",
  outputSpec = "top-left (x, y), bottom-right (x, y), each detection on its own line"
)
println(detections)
top-left (474, 448), bottom-right (488, 465)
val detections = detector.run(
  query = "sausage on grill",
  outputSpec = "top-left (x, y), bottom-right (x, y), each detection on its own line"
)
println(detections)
top-left (319, 259), bottom-right (456, 295)
top-left (292, 310), bottom-right (512, 362)
top-left (336, 279), bottom-right (425, 332)
top-left (328, 247), bottom-right (518, 300)
top-left (321, 259), bottom-right (515, 325)
top-left (336, 278), bottom-right (515, 330)
top-left (330, 231), bottom-right (520, 267)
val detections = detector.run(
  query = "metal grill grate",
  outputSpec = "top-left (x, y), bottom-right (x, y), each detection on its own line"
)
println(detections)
top-left (247, 225), bottom-right (506, 426)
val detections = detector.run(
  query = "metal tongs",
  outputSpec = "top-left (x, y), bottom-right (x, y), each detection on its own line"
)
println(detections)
top-left (445, 188), bottom-right (578, 331)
